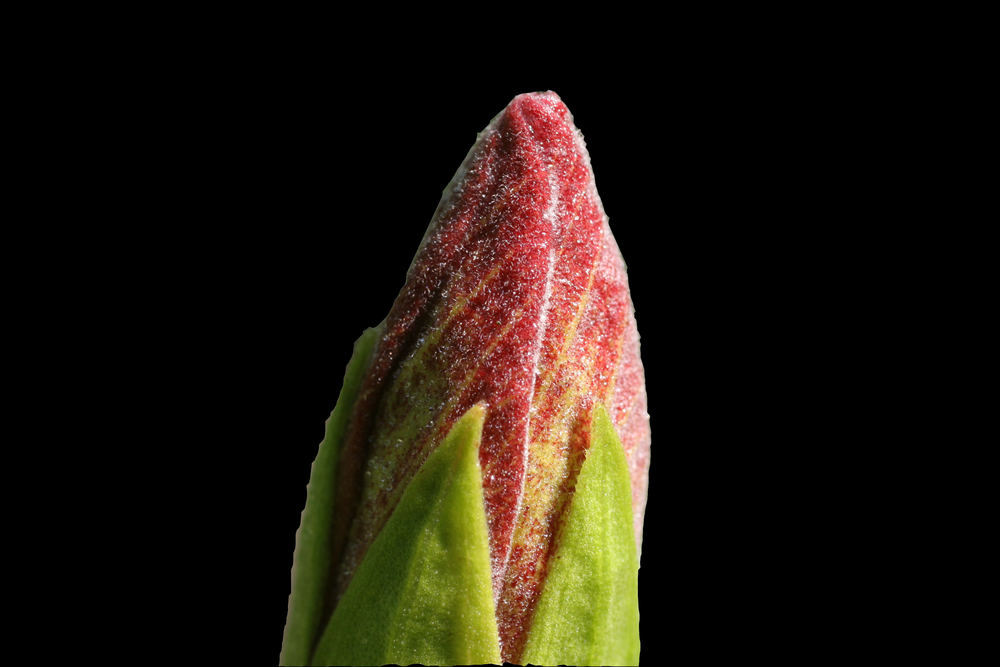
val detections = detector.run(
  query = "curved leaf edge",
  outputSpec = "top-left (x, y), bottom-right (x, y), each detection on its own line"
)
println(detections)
top-left (280, 326), bottom-right (381, 666)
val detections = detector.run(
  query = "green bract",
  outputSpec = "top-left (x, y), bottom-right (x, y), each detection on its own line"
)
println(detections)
top-left (520, 405), bottom-right (640, 666)
top-left (281, 331), bottom-right (641, 666)
top-left (311, 403), bottom-right (499, 665)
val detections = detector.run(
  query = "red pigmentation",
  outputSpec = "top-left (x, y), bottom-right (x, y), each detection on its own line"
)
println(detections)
top-left (328, 91), bottom-right (649, 663)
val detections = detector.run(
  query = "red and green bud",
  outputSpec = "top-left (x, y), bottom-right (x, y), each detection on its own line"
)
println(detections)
top-left (281, 91), bottom-right (650, 666)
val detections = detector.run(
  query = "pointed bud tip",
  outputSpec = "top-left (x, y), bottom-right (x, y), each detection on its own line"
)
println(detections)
top-left (508, 90), bottom-right (562, 105)
top-left (496, 90), bottom-right (573, 132)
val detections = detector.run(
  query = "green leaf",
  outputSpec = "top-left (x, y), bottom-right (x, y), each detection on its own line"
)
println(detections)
top-left (521, 404), bottom-right (640, 666)
top-left (280, 327), bottom-right (380, 666)
top-left (310, 403), bottom-right (501, 666)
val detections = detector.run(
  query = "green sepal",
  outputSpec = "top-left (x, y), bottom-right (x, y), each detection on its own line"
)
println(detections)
top-left (280, 327), bottom-right (380, 666)
top-left (521, 403), bottom-right (640, 666)
top-left (310, 403), bottom-right (501, 666)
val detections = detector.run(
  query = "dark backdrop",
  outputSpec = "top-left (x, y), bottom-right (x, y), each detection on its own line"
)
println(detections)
top-left (161, 57), bottom-right (802, 663)
top-left (191, 77), bottom-right (674, 663)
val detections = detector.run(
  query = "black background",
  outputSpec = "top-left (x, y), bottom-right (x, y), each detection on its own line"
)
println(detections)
top-left (256, 80), bottom-right (671, 663)
top-left (138, 49), bottom-right (837, 663)
top-left (34, 13), bottom-right (914, 662)
top-left (188, 76), bottom-right (680, 663)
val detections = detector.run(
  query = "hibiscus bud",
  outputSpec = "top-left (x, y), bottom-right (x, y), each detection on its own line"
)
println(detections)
top-left (281, 91), bottom-right (650, 666)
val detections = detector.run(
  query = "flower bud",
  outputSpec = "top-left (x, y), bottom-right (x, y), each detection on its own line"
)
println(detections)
top-left (282, 91), bottom-right (650, 666)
